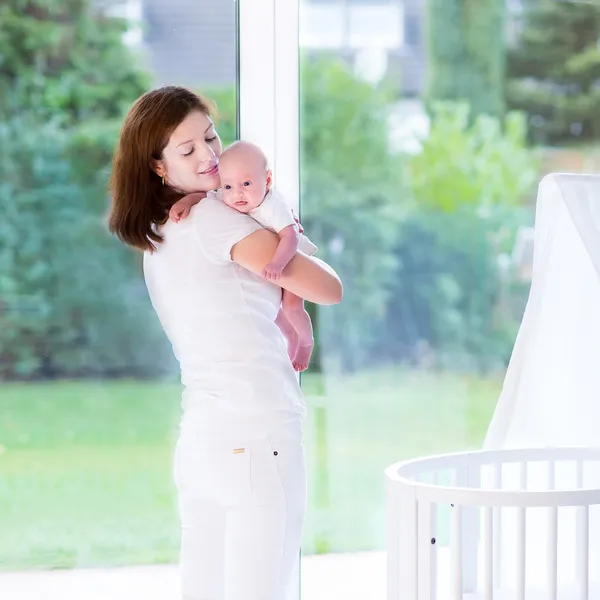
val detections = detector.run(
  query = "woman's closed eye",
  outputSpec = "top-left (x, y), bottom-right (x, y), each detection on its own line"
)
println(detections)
top-left (182, 137), bottom-right (216, 156)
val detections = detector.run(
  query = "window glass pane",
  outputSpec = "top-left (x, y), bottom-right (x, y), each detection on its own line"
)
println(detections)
top-left (298, 0), bottom-right (600, 596)
top-left (0, 0), bottom-right (237, 595)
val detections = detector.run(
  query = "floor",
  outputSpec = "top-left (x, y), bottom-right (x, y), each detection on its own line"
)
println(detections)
top-left (3, 548), bottom-right (600, 600)
top-left (0, 551), bottom-right (387, 600)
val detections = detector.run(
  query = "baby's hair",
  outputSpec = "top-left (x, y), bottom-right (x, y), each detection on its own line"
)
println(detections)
top-left (221, 140), bottom-right (269, 171)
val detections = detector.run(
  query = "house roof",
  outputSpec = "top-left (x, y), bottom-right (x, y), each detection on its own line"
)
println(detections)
top-left (142, 0), bottom-right (237, 88)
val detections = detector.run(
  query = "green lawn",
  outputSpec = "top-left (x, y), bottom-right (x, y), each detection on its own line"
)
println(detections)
top-left (0, 368), bottom-right (502, 570)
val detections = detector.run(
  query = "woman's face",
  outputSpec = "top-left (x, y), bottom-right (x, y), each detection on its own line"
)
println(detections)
top-left (156, 110), bottom-right (222, 194)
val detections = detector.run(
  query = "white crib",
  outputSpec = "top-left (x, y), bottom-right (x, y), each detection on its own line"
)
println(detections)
top-left (385, 447), bottom-right (600, 600)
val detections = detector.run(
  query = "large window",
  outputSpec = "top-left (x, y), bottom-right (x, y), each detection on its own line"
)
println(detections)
top-left (0, 0), bottom-right (237, 587)
top-left (4, 0), bottom-right (600, 598)
top-left (295, 0), bottom-right (600, 596)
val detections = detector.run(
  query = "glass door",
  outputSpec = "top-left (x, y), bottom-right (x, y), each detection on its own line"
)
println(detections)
top-left (295, 0), bottom-right (560, 598)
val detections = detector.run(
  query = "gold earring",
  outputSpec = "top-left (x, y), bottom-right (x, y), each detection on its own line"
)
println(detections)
top-left (161, 175), bottom-right (165, 186)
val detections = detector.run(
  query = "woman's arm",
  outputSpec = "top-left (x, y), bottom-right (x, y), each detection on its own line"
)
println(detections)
top-left (231, 229), bottom-right (343, 305)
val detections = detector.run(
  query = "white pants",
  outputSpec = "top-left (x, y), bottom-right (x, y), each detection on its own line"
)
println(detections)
top-left (174, 418), bottom-right (306, 600)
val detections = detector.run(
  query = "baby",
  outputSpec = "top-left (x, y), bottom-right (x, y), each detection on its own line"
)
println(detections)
top-left (169, 141), bottom-right (316, 372)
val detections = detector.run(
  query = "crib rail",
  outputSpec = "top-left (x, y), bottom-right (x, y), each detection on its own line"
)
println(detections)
top-left (386, 447), bottom-right (600, 600)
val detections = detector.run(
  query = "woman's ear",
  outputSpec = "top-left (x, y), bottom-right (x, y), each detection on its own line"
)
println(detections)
top-left (152, 159), bottom-right (165, 178)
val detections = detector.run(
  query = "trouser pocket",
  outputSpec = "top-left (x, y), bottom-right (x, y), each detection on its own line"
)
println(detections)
top-left (174, 438), bottom-right (252, 506)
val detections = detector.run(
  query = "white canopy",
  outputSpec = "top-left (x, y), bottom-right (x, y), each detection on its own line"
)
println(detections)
top-left (486, 173), bottom-right (600, 449)
top-left (483, 173), bottom-right (600, 592)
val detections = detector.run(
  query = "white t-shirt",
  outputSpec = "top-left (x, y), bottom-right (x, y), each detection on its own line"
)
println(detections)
top-left (210, 189), bottom-right (318, 256)
top-left (249, 189), bottom-right (296, 233)
top-left (143, 194), bottom-right (307, 433)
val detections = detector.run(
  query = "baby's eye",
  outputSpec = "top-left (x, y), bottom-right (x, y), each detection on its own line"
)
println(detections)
top-left (243, 181), bottom-right (251, 186)
top-left (224, 185), bottom-right (232, 190)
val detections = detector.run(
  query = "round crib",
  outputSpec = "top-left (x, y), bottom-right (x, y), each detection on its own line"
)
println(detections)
top-left (385, 447), bottom-right (600, 600)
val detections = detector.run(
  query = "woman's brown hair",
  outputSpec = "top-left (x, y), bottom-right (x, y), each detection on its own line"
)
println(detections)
top-left (108, 86), bottom-right (214, 252)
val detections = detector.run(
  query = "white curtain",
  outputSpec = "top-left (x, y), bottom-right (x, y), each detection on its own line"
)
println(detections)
top-left (483, 173), bottom-right (600, 592)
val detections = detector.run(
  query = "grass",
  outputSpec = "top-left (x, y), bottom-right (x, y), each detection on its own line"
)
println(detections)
top-left (0, 368), bottom-right (502, 570)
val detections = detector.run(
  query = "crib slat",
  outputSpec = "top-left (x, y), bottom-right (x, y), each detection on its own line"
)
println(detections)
top-left (519, 461), bottom-right (528, 490)
top-left (417, 500), bottom-right (437, 600)
top-left (576, 460), bottom-right (584, 488)
top-left (464, 467), bottom-right (479, 593)
top-left (516, 462), bottom-right (527, 600)
top-left (482, 506), bottom-right (493, 600)
top-left (430, 471), bottom-right (440, 600)
top-left (451, 503), bottom-right (463, 600)
top-left (430, 502), bottom-right (438, 600)
top-left (387, 483), bottom-right (402, 600)
top-left (575, 459), bottom-right (586, 597)
top-left (547, 506), bottom-right (558, 600)
top-left (545, 460), bottom-right (557, 600)
top-left (577, 504), bottom-right (589, 600)
top-left (454, 465), bottom-right (479, 593)
top-left (547, 459), bottom-right (555, 490)
top-left (515, 506), bottom-right (526, 600)
top-left (493, 463), bottom-right (503, 589)
top-left (394, 488), bottom-right (418, 600)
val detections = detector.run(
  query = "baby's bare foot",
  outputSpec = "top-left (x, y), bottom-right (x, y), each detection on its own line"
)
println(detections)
top-left (293, 343), bottom-right (313, 372)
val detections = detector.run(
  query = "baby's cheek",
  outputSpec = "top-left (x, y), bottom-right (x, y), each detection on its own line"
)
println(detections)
top-left (252, 194), bottom-right (265, 209)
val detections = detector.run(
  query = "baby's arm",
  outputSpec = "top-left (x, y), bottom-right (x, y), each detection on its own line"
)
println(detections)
top-left (169, 193), bottom-right (205, 222)
top-left (263, 224), bottom-right (300, 281)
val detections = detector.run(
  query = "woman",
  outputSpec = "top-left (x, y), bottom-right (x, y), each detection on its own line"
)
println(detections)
top-left (108, 85), bottom-right (342, 600)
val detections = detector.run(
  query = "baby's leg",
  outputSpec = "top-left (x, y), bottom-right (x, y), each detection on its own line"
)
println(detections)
top-left (275, 308), bottom-right (298, 362)
top-left (282, 290), bottom-right (314, 372)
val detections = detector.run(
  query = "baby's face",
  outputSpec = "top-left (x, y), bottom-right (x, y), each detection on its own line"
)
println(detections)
top-left (219, 155), bottom-right (270, 213)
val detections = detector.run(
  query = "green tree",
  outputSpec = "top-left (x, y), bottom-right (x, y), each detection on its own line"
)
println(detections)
top-left (408, 102), bottom-right (538, 212)
top-left (0, 0), bottom-right (162, 379)
top-left (300, 57), bottom-right (405, 371)
top-left (204, 87), bottom-right (237, 147)
top-left (506, 0), bottom-right (600, 144)
top-left (382, 102), bottom-right (538, 372)
top-left (426, 0), bottom-right (507, 118)
top-left (0, 0), bottom-right (148, 121)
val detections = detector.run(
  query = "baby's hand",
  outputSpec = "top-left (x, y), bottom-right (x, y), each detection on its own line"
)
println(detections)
top-left (169, 200), bottom-right (191, 223)
top-left (263, 261), bottom-right (285, 281)
top-left (169, 193), bottom-right (206, 222)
